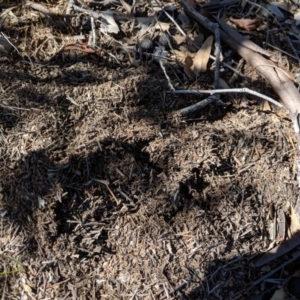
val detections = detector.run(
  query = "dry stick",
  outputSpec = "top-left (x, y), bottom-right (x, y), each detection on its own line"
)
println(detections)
top-left (162, 8), bottom-right (250, 80)
top-left (72, 4), bottom-right (101, 19)
top-left (178, 96), bottom-right (217, 116)
top-left (181, 0), bottom-right (300, 186)
top-left (151, 2), bottom-right (175, 90)
top-left (174, 88), bottom-right (282, 107)
top-left (90, 16), bottom-right (96, 47)
top-left (66, 0), bottom-right (74, 14)
top-left (244, 0), bottom-right (300, 63)
top-left (264, 41), bottom-right (299, 62)
top-left (25, 1), bottom-right (53, 14)
top-left (229, 58), bottom-right (244, 84)
top-left (213, 23), bottom-right (221, 91)
top-left (0, 31), bottom-right (35, 66)
top-left (25, 1), bottom-right (74, 17)
top-left (254, 231), bottom-right (300, 268)
top-left (0, 32), bottom-right (20, 56)
top-left (212, 23), bottom-right (222, 113)
top-left (210, 55), bottom-right (250, 80)
top-left (0, 6), bottom-right (18, 28)
top-left (159, 59), bottom-right (175, 91)
top-left (246, 249), bottom-right (300, 293)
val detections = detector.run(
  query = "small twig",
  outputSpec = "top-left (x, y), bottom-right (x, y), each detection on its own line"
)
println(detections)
top-left (76, 0), bottom-right (90, 9)
top-left (178, 96), bottom-right (218, 115)
top-left (159, 59), bottom-right (175, 91)
top-left (254, 231), bottom-right (300, 268)
top-left (174, 281), bottom-right (189, 292)
top-left (264, 41), bottom-right (299, 61)
top-left (0, 32), bottom-right (20, 56)
top-left (229, 58), bottom-right (244, 84)
top-left (72, 4), bottom-right (101, 18)
top-left (66, 0), bottom-right (74, 14)
top-left (92, 178), bottom-right (120, 205)
top-left (0, 6), bottom-right (18, 28)
top-left (293, 114), bottom-right (300, 188)
top-left (246, 249), bottom-right (300, 293)
top-left (65, 94), bottom-right (80, 106)
top-left (90, 17), bottom-right (96, 47)
top-left (162, 3), bottom-right (249, 80)
top-left (98, 27), bottom-right (129, 49)
top-left (162, 9), bottom-right (186, 38)
top-left (25, 1), bottom-right (53, 14)
top-left (25, 1), bottom-right (74, 17)
top-left (172, 88), bottom-right (284, 109)
top-left (244, 0), bottom-right (300, 63)
top-left (210, 54), bottom-right (251, 80)
top-left (213, 23), bottom-right (221, 92)
top-left (0, 31), bottom-right (34, 67)
top-left (253, 64), bottom-right (296, 83)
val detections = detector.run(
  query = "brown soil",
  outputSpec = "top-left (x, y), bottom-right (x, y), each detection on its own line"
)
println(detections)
top-left (0, 1), bottom-right (299, 299)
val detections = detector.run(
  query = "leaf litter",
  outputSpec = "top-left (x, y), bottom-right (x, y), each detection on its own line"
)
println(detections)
top-left (0, 0), bottom-right (300, 299)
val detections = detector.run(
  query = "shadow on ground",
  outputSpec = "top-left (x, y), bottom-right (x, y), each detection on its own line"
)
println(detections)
top-left (0, 49), bottom-right (297, 299)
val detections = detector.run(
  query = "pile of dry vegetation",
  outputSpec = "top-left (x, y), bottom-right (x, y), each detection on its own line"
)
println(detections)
top-left (1, 0), bottom-right (300, 299)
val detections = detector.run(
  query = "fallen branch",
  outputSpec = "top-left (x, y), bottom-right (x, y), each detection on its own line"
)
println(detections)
top-left (254, 231), bottom-right (300, 268)
top-left (246, 249), bottom-right (300, 293)
top-left (162, 5), bottom-right (250, 80)
top-left (181, 0), bottom-right (300, 187)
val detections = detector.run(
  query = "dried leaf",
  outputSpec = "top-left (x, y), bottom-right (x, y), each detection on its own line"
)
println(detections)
top-left (128, 53), bottom-right (141, 67)
top-left (120, 0), bottom-right (131, 14)
top-left (295, 194), bottom-right (300, 220)
top-left (23, 284), bottom-right (32, 293)
top-left (291, 206), bottom-right (300, 234)
top-left (184, 55), bottom-right (195, 79)
top-left (101, 12), bottom-right (119, 33)
top-left (230, 17), bottom-right (262, 31)
top-left (174, 50), bottom-right (195, 79)
top-left (123, 37), bottom-right (137, 45)
top-left (174, 49), bottom-right (190, 64)
top-left (172, 35), bottom-right (186, 45)
top-left (136, 17), bottom-right (155, 36)
top-left (192, 35), bottom-right (213, 74)
top-left (270, 287), bottom-right (288, 300)
top-left (294, 9), bottom-right (300, 26)
top-left (154, 22), bottom-right (170, 31)
top-left (262, 100), bottom-right (271, 112)
top-left (277, 210), bottom-right (286, 242)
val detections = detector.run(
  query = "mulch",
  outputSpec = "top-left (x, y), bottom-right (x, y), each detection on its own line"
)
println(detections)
top-left (0, 0), bottom-right (300, 299)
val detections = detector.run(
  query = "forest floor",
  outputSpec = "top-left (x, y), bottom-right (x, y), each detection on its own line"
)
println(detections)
top-left (1, 0), bottom-right (300, 299)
